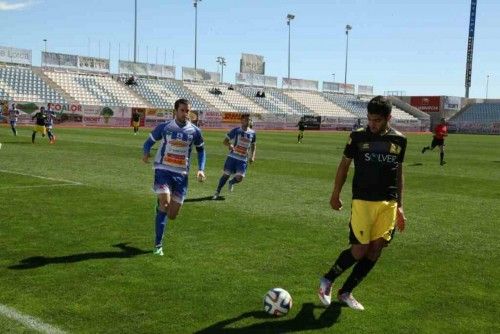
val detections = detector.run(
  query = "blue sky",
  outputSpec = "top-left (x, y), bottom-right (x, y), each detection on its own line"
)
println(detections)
top-left (1, 0), bottom-right (498, 98)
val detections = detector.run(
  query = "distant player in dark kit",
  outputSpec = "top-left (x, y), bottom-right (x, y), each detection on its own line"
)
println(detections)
top-left (318, 96), bottom-right (407, 311)
top-left (352, 118), bottom-right (363, 131)
top-left (212, 114), bottom-right (256, 200)
top-left (421, 118), bottom-right (448, 165)
top-left (8, 103), bottom-right (20, 136)
top-left (297, 119), bottom-right (305, 143)
top-left (31, 107), bottom-right (47, 144)
top-left (132, 111), bottom-right (141, 135)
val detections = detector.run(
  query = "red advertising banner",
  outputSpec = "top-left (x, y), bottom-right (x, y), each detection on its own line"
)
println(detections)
top-left (222, 112), bottom-right (242, 123)
top-left (410, 96), bottom-right (441, 112)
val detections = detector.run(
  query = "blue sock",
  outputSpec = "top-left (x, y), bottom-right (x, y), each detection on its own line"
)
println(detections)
top-left (154, 209), bottom-right (168, 247)
top-left (216, 174), bottom-right (230, 192)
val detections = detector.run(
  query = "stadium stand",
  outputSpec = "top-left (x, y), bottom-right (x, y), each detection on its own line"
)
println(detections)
top-left (184, 82), bottom-right (268, 114)
top-left (236, 85), bottom-right (313, 115)
top-left (323, 92), bottom-right (417, 121)
top-left (450, 103), bottom-right (500, 123)
top-left (44, 70), bottom-right (150, 107)
top-left (120, 76), bottom-right (210, 111)
top-left (283, 90), bottom-right (357, 118)
top-left (0, 65), bottom-right (66, 103)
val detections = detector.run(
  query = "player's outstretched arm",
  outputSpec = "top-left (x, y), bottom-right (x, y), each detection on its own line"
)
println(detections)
top-left (196, 145), bottom-right (206, 182)
top-left (223, 137), bottom-right (233, 151)
top-left (142, 137), bottom-right (156, 163)
top-left (330, 156), bottom-right (351, 211)
top-left (250, 143), bottom-right (256, 163)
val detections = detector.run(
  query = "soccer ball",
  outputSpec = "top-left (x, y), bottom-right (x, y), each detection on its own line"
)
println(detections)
top-left (263, 288), bottom-right (293, 316)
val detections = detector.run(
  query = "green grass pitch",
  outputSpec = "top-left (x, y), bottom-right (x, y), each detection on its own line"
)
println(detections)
top-left (0, 126), bottom-right (499, 333)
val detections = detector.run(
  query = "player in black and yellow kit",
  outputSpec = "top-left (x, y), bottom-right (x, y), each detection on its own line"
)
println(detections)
top-left (132, 111), bottom-right (141, 135)
top-left (31, 107), bottom-right (47, 144)
top-left (318, 95), bottom-right (407, 310)
top-left (297, 119), bottom-right (305, 143)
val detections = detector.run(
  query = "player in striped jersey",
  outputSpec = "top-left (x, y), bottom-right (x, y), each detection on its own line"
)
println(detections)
top-left (143, 99), bottom-right (206, 256)
top-left (8, 103), bottom-right (20, 136)
top-left (44, 104), bottom-right (57, 144)
top-left (212, 114), bottom-right (256, 199)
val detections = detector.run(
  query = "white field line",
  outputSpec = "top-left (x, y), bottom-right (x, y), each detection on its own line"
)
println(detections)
top-left (0, 170), bottom-right (83, 186)
top-left (0, 304), bottom-right (67, 334)
top-left (0, 184), bottom-right (81, 190)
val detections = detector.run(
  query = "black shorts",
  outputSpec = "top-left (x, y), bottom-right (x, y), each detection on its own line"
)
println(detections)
top-left (431, 137), bottom-right (444, 148)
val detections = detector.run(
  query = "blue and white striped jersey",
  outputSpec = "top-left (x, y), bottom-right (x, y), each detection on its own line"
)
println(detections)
top-left (226, 127), bottom-right (256, 162)
top-left (8, 108), bottom-right (19, 122)
top-left (45, 109), bottom-right (56, 125)
top-left (146, 120), bottom-right (205, 175)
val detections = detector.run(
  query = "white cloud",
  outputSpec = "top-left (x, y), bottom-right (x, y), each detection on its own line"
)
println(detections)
top-left (0, 1), bottom-right (37, 11)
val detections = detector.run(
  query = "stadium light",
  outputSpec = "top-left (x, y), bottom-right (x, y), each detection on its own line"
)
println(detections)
top-left (332, 73), bottom-right (336, 82)
top-left (486, 74), bottom-right (491, 99)
top-left (194, 0), bottom-right (202, 75)
top-left (216, 56), bottom-right (226, 83)
top-left (43, 39), bottom-right (47, 52)
top-left (134, 0), bottom-right (137, 63)
top-left (286, 14), bottom-right (295, 82)
top-left (344, 24), bottom-right (352, 94)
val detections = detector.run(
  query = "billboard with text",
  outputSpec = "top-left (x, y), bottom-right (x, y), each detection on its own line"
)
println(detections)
top-left (410, 96), bottom-right (441, 112)
top-left (42, 52), bottom-right (109, 72)
top-left (283, 78), bottom-right (318, 91)
top-left (78, 56), bottom-right (110, 73)
top-left (42, 52), bottom-right (78, 69)
top-left (0, 46), bottom-right (31, 65)
top-left (235, 72), bottom-right (277, 88)
top-left (358, 85), bottom-right (374, 95)
top-left (240, 53), bottom-right (265, 75)
top-left (119, 60), bottom-right (175, 78)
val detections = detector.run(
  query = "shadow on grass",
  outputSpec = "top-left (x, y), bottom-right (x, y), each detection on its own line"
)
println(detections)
top-left (184, 196), bottom-right (225, 202)
top-left (194, 302), bottom-right (342, 334)
top-left (8, 243), bottom-right (151, 270)
top-left (408, 162), bottom-right (424, 166)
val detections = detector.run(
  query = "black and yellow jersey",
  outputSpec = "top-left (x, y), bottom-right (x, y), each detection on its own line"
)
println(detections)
top-left (344, 127), bottom-right (407, 202)
top-left (33, 112), bottom-right (47, 126)
top-left (132, 113), bottom-right (141, 122)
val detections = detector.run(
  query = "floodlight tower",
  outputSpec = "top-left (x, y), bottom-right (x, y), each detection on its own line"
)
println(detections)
top-left (465, 0), bottom-right (477, 98)
top-left (344, 24), bottom-right (352, 94)
top-left (43, 39), bottom-right (47, 52)
top-left (286, 14), bottom-right (295, 82)
top-left (217, 56), bottom-right (226, 83)
top-left (486, 74), bottom-right (491, 99)
top-left (194, 0), bottom-right (202, 73)
top-left (134, 0), bottom-right (137, 62)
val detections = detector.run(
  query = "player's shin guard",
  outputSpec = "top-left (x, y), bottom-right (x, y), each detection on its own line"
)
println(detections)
top-left (11, 125), bottom-right (16, 136)
top-left (324, 249), bottom-right (357, 282)
top-left (216, 174), bottom-right (230, 193)
top-left (47, 130), bottom-right (53, 141)
top-left (440, 152), bottom-right (444, 164)
top-left (154, 209), bottom-right (168, 247)
top-left (339, 257), bottom-right (376, 294)
top-left (31, 132), bottom-right (36, 143)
